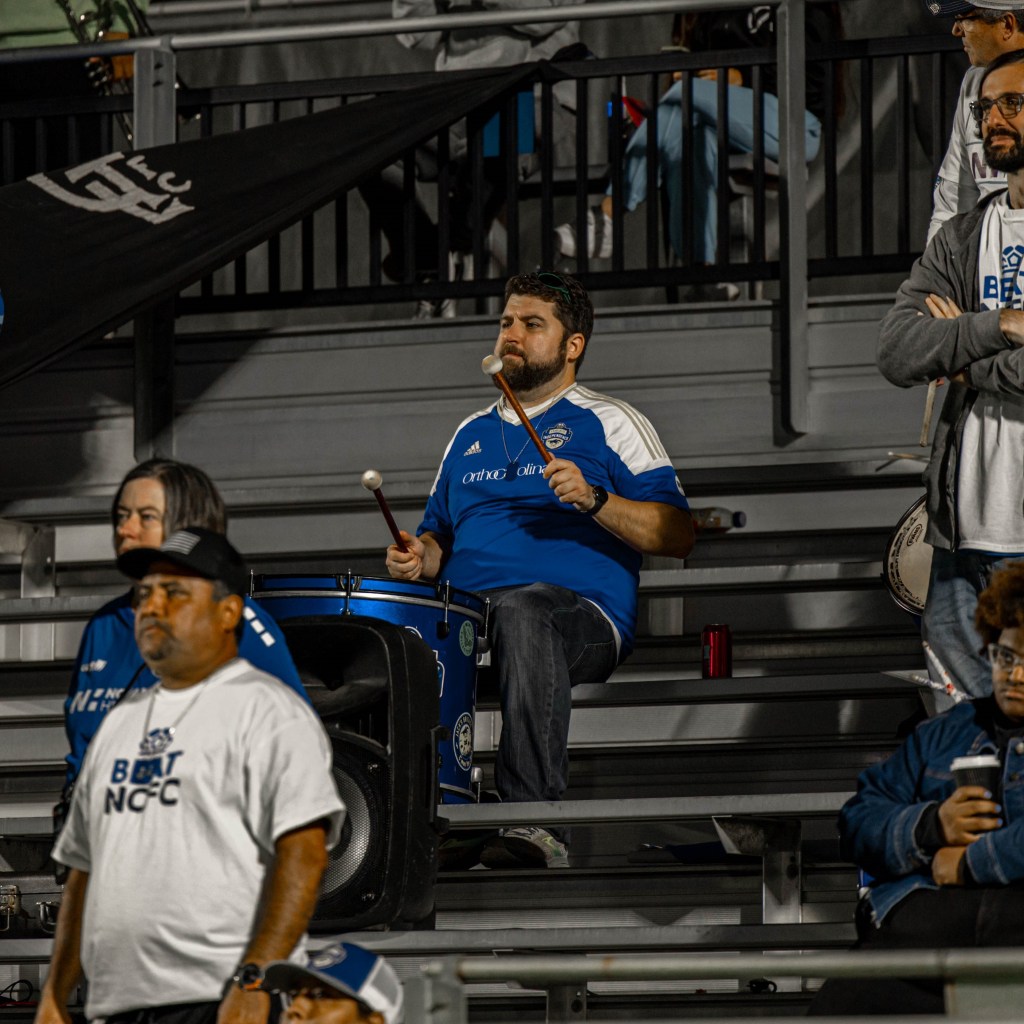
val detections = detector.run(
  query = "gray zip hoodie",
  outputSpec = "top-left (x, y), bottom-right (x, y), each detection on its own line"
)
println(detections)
top-left (878, 189), bottom-right (1024, 550)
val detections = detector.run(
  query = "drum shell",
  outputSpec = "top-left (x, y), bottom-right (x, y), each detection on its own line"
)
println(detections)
top-left (253, 575), bottom-right (483, 803)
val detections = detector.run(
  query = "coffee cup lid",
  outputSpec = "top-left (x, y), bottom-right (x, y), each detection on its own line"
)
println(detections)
top-left (950, 754), bottom-right (1000, 770)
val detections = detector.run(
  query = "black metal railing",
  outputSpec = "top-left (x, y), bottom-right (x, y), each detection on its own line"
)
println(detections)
top-left (0, 32), bottom-right (965, 313)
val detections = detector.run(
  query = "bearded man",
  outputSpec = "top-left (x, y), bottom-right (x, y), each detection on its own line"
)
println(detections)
top-left (879, 48), bottom-right (1024, 700)
top-left (385, 271), bottom-right (694, 868)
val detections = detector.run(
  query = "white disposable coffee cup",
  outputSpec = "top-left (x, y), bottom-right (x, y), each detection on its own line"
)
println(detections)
top-left (950, 754), bottom-right (1001, 792)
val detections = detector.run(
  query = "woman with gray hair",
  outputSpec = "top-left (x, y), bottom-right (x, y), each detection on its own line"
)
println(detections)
top-left (62, 458), bottom-right (307, 793)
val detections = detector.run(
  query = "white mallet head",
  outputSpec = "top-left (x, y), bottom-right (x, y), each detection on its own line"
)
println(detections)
top-left (361, 468), bottom-right (383, 492)
top-left (481, 354), bottom-right (503, 377)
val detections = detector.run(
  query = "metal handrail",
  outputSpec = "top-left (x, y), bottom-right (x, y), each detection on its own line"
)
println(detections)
top-left (0, 0), bottom-right (770, 62)
top-left (445, 948), bottom-right (1024, 984)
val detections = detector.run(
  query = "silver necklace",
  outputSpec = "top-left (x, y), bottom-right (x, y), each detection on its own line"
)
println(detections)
top-left (499, 397), bottom-right (555, 482)
top-left (139, 681), bottom-right (208, 756)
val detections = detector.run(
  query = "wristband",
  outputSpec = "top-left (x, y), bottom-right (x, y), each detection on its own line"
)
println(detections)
top-left (582, 485), bottom-right (609, 516)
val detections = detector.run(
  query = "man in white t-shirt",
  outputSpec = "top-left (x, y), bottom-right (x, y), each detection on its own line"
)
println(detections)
top-left (34, 528), bottom-right (345, 1024)
top-left (925, 1), bottom-right (1024, 244)
top-left (879, 50), bottom-right (1024, 698)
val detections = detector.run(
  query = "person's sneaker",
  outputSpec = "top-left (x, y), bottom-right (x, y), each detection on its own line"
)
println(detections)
top-left (480, 826), bottom-right (570, 869)
top-left (438, 831), bottom-right (495, 870)
top-left (684, 281), bottom-right (741, 303)
top-left (413, 251), bottom-right (461, 319)
top-left (554, 206), bottom-right (613, 260)
top-left (414, 296), bottom-right (457, 319)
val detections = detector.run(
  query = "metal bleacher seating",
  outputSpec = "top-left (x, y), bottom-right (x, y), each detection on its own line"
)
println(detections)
top-left (0, 292), bottom-right (934, 1017)
top-left (0, 2), bottom-right (974, 1016)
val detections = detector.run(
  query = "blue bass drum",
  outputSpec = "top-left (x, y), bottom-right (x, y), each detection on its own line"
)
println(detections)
top-left (252, 574), bottom-right (485, 803)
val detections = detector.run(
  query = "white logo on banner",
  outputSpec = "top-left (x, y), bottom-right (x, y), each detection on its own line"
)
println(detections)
top-left (29, 153), bottom-right (194, 225)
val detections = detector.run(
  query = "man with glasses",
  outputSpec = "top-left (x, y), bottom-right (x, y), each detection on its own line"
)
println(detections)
top-left (385, 271), bottom-right (694, 868)
top-left (808, 561), bottom-right (1024, 1015)
top-left (879, 48), bottom-right (1024, 701)
top-left (925, 2), bottom-right (1024, 243)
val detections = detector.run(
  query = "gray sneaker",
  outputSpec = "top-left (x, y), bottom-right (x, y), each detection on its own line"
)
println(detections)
top-left (480, 826), bottom-right (570, 869)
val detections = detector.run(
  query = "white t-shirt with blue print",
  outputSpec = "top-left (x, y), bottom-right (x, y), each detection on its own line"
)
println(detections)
top-left (962, 194), bottom-right (1024, 554)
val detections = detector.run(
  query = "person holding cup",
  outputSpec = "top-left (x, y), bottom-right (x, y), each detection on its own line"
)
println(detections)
top-left (809, 561), bottom-right (1024, 1014)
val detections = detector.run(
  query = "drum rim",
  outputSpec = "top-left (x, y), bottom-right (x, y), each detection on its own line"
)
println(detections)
top-left (252, 573), bottom-right (485, 614)
top-left (883, 494), bottom-right (931, 616)
top-left (251, 586), bottom-right (485, 624)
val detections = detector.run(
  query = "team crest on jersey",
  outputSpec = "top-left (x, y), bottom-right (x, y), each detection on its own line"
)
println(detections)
top-left (542, 423), bottom-right (573, 451)
top-left (140, 728), bottom-right (175, 756)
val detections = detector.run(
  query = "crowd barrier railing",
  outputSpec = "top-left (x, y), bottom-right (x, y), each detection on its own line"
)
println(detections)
top-left (0, 1), bottom-right (960, 438)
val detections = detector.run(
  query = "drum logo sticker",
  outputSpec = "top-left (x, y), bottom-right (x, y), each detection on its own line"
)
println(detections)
top-left (542, 423), bottom-right (573, 451)
top-left (454, 712), bottom-right (474, 771)
top-left (404, 625), bottom-right (445, 695)
top-left (459, 620), bottom-right (475, 657)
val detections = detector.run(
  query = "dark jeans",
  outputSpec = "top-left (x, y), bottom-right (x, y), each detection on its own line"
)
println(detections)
top-left (482, 584), bottom-right (618, 840)
top-left (105, 1001), bottom-right (220, 1024)
top-left (807, 886), bottom-right (1024, 1015)
top-left (922, 549), bottom-right (1022, 699)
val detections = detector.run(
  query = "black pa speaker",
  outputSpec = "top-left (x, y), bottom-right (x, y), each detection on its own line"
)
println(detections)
top-left (279, 615), bottom-right (440, 932)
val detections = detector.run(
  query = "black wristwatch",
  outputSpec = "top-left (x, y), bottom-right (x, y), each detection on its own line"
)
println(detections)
top-left (232, 962), bottom-right (264, 992)
top-left (582, 485), bottom-right (609, 516)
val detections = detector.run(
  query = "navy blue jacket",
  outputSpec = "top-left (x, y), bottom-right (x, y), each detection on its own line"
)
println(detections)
top-left (64, 590), bottom-right (307, 787)
top-left (841, 698), bottom-right (1024, 925)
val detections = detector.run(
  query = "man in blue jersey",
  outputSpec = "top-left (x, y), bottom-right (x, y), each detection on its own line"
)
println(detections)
top-left (386, 271), bottom-right (694, 867)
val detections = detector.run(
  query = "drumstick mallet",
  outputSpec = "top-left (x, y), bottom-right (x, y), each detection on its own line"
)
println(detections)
top-left (919, 380), bottom-right (938, 447)
top-left (481, 354), bottom-right (553, 465)
top-left (360, 469), bottom-right (408, 552)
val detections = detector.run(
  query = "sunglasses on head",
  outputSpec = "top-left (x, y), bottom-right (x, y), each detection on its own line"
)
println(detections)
top-left (536, 271), bottom-right (571, 301)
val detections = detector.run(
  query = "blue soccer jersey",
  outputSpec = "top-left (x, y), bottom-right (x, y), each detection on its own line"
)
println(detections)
top-left (419, 383), bottom-right (688, 655)
top-left (64, 591), bottom-right (308, 787)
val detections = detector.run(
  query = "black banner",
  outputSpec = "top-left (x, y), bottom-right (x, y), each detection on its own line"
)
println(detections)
top-left (0, 64), bottom-right (534, 390)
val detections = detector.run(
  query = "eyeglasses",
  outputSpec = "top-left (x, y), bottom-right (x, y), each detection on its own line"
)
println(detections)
top-left (969, 93), bottom-right (1024, 124)
top-left (537, 271), bottom-right (571, 302)
top-left (987, 643), bottom-right (1024, 673)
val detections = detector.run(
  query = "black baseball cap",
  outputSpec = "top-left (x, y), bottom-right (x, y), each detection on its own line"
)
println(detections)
top-left (117, 527), bottom-right (250, 596)
top-left (925, 1), bottom-right (1017, 14)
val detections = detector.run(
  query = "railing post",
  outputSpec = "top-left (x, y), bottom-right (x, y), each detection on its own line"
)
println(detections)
top-left (133, 45), bottom-right (177, 150)
top-left (132, 44), bottom-right (178, 460)
top-left (406, 959), bottom-right (467, 1024)
top-left (0, 519), bottom-right (56, 661)
top-left (776, 0), bottom-right (809, 438)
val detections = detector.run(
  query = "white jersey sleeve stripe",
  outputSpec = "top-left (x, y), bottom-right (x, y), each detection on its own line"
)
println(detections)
top-left (568, 386), bottom-right (674, 474)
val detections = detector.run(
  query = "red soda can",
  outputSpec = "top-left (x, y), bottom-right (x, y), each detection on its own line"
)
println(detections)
top-left (702, 623), bottom-right (732, 678)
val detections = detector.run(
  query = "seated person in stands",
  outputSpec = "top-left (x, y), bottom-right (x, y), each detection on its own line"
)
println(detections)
top-left (809, 562), bottom-right (1024, 1015)
top-left (554, 5), bottom-right (843, 299)
top-left (62, 458), bottom-right (307, 796)
top-left (262, 942), bottom-right (403, 1024)
top-left (361, 0), bottom-right (583, 319)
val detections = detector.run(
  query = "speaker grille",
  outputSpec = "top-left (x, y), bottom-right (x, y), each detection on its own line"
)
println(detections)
top-left (316, 737), bottom-right (391, 918)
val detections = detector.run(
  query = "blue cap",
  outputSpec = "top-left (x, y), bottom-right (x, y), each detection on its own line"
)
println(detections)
top-left (262, 944), bottom-right (403, 1024)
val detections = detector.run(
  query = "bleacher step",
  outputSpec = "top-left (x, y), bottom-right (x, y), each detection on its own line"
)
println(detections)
top-left (320, 922), bottom-right (858, 955)
top-left (440, 793), bottom-right (853, 828)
